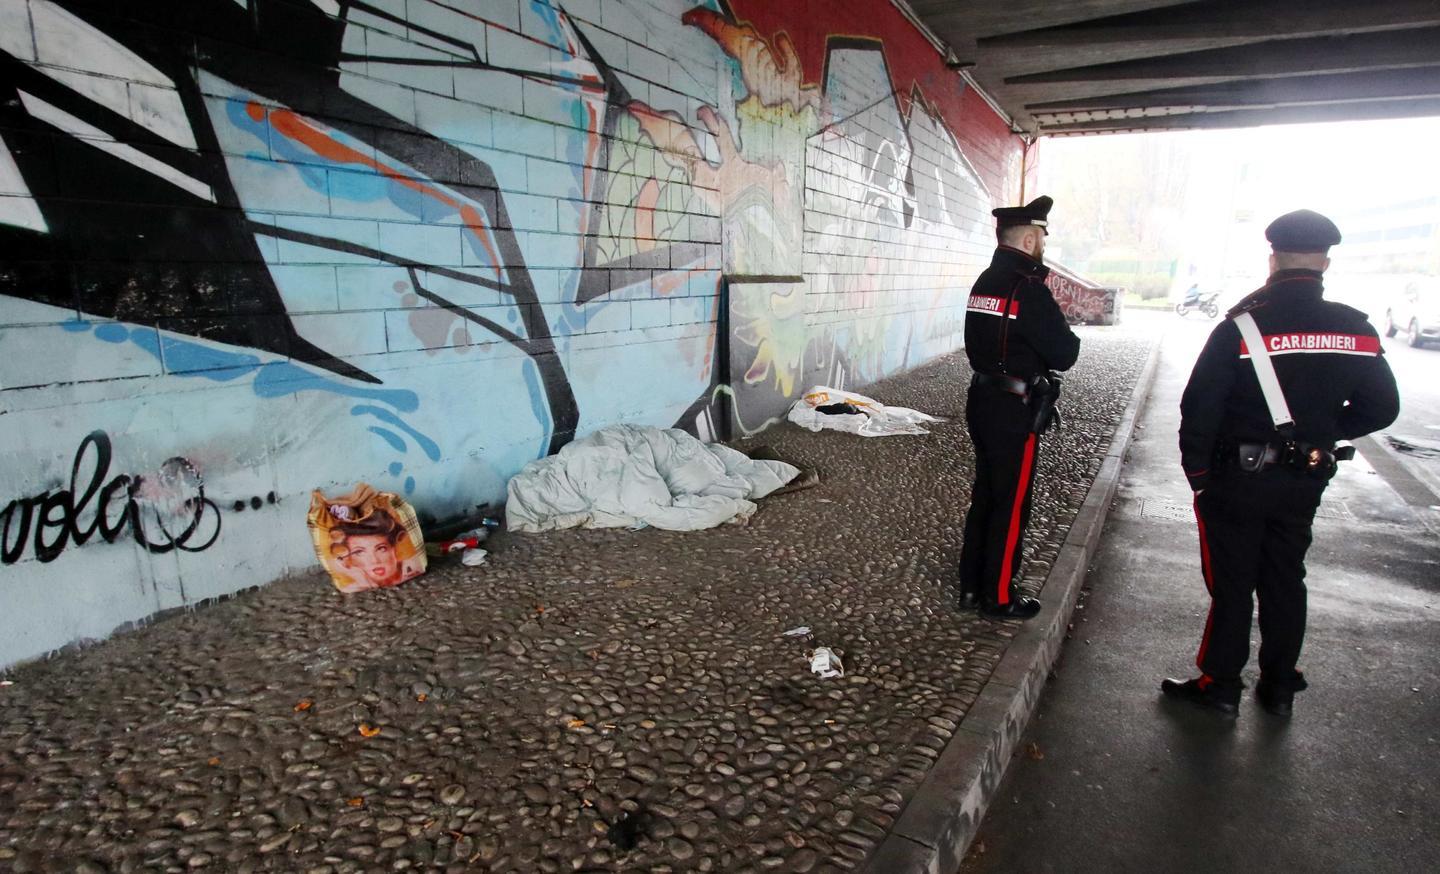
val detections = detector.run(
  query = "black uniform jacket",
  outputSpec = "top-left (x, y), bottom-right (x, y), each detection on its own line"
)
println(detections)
top-left (964, 246), bottom-right (1081, 379)
top-left (1179, 269), bottom-right (1400, 491)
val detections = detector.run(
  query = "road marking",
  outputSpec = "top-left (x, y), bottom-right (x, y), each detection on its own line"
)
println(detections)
top-left (1354, 434), bottom-right (1440, 509)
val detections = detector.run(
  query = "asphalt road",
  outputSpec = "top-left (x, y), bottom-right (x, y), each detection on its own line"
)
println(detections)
top-left (1372, 333), bottom-right (1440, 497)
top-left (959, 310), bottom-right (1440, 874)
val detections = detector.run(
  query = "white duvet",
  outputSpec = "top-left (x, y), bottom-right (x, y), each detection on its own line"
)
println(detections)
top-left (505, 425), bottom-right (799, 532)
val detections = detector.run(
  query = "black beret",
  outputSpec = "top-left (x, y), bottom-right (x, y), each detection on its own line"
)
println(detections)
top-left (993, 195), bottom-right (1053, 232)
top-left (1265, 209), bottom-right (1341, 253)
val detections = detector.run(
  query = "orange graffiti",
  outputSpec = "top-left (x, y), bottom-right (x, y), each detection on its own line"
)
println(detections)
top-left (253, 102), bottom-right (503, 280)
top-left (628, 102), bottom-right (791, 216)
top-left (681, 9), bottom-right (820, 115)
top-left (635, 178), bottom-right (660, 251)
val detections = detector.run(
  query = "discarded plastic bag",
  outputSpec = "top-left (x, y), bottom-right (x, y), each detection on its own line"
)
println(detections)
top-left (308, 484), bottom-right (427, 593)
top-left (787, 386), bottom-right (942, 437)
top-left (810, 647), bottom-right (844, 679)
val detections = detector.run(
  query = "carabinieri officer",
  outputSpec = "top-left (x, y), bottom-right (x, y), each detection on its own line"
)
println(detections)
top-left (1163, 209), bottom-right (1400, 716)
top-left (959, 196), bottom-right (1081, 619)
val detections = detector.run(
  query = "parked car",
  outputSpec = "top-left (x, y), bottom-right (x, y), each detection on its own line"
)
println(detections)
top-left (1384, 276), bottom-right (1440, 348)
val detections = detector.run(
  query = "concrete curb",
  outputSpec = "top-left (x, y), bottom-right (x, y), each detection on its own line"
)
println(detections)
top-left (864, 340), bottom-right (1162, 873)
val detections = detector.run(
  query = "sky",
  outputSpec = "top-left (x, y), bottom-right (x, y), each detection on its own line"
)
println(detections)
top-left (1036, 114), bottom-right (1440, 302)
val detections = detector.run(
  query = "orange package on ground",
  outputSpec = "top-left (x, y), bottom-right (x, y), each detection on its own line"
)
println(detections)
top-left (307, 484), bottom-right (427, 593)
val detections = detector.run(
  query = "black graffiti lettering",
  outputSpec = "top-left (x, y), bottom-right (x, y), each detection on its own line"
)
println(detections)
top-left (0, 432), bottom-right (221, 565)
top-left (66, 430), bottom-right (110, 546)
top-left (98, 475), bottom-right (133, 542)
top-left (0, 498), bottom-right (33, 565)
top-left (34, 491), bottom-right (72, 563)
top-left (128, 459), bottom-right (223, 555)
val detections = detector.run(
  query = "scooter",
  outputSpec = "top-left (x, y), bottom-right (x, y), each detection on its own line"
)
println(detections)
top-left (1175, 291), bottom-right (1220, 318)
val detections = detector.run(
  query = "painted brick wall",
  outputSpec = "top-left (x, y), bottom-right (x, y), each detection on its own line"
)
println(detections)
top-left (0, 0), bottom-right (1025, 666)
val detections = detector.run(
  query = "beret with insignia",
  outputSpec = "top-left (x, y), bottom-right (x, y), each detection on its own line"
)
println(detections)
top-left (1265, 209), bottom-right (1341, 253)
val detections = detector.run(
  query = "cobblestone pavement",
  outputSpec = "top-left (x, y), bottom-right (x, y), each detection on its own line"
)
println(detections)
top-left (0, 329), bottom-right (1153, 874)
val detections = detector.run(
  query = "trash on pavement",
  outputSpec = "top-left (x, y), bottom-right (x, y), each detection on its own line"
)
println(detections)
top-left (809, 646), bottom-right (845, 679)
top-left (787, 386), bottom-right (943, 437)
top-left (505, 424), bottom-right (799, 532)
top-left (782, 626), bottom-right (812, 638)
top-left (606, 805), bottom-right (647, 852)
top-left (437, 527), bottom-right (489, 553)
top-left (460, 548), bottom-right (488, 567)
top-left (308, 484), bottom-right (427, 593)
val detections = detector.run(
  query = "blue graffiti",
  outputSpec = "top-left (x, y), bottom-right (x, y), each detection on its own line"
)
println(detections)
top-left (351, 406), bottom-right (441, 461)
top-left (368, 427), bottom-right (408, 452)
top-left (61, 320), bottom-right (435, 485)
top-left (225, 98), bottom-right (432, 223)
top-left (520, 357), bottom-right (553, 457)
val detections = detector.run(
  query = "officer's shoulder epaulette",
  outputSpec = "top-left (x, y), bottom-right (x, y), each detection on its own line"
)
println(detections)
top-left (1326, 301), bottom-right (1370, 322)
top-left (1224, 296), bottom-right (1265, 320)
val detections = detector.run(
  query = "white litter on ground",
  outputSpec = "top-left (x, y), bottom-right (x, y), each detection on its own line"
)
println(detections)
top-left (786, 386), bottom-right (943, 437)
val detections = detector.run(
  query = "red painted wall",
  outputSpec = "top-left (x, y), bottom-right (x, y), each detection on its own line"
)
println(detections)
top-left (725, 0), bottom-right (1024, 201)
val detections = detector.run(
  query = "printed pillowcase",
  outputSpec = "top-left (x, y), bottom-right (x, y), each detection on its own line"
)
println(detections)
top-left (307, 484), bottom-right (426, 593)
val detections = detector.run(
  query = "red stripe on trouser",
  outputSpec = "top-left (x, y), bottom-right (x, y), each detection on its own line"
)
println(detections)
top-left (996, 433), bottom-right (1038, 605)
top-left (1193, 495), bottom-right (1215, 671)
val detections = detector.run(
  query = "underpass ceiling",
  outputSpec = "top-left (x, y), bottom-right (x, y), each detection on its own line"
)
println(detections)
top-left (904, 0), bottom-right (1440, 135)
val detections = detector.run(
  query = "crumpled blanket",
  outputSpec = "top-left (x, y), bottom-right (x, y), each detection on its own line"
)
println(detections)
top-left (505, 424), bottom-right (799, 532)
top-left (786, 386), bottom-right (943, 437)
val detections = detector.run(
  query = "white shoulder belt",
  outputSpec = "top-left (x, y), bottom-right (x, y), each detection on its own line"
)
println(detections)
top-left (1233, 311), bottom-right (1294, 430)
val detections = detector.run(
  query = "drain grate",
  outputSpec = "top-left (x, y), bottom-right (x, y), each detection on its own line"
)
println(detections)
top-left (1138, 499), bottom-right (1193, 523)
top-left (1137, 497), bottom-right (1353, 523)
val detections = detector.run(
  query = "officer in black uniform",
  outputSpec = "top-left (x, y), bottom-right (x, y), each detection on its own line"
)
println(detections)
top-left (959, 196), bottom-right (1081, 620)
top-left (1163, 209), bottom-right (1400, 716)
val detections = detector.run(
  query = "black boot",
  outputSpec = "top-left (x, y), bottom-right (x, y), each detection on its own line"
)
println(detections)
top-left (1160, 676), bottom-right (1240, 716)
top-left (957, 589), bottom-right (981, 611)
top-left (1256, 671), bottom-right (1307, 716)
top-left (980, 596), bottom-right (1041, 620)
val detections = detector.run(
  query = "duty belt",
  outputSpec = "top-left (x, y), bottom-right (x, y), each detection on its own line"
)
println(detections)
top-left (971, 372), bottom-right (1028, 397)
top-left (1229, 440), bottom-right (1356, 475)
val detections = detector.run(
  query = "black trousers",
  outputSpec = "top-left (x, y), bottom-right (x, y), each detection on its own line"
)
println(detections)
top-left (960, 386), bottom-right (1038, 606)
top-left (1192, 468), bottom-right (1326, 688)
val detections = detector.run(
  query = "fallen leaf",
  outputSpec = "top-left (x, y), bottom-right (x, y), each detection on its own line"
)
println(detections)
top-left (347, 797), bottom-right (364, 808)
top-left (587, 650), bottom-right (601, 661)
top-left (358, 723), bottom-right (381, 738)
top-left (614, 579), bottom-right (636, 589)
top-left (535, 605), bottom-right (546, 615)
top-left (416, 693), bottom-right (428, 703)
top-left (294, 698), bottom-right (314, 712)
top-left (568, 719), bottom-right (586, 729)
top-left (1026, 742), bottom-right (1045, 761)
top-left (207, 756), bottom-right (221, 767)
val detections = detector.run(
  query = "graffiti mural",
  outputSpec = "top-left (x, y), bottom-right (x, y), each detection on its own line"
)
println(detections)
top-left (1047, 267), bottom-right (1122, 326)
top-left (0, 0), bottom-right (1024, 664)
top-left (0, 431), bottom-right (221, 565)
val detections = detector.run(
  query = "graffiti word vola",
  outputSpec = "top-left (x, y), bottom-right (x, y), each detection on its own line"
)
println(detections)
top-left (0, 432), bottom-right (221, 564)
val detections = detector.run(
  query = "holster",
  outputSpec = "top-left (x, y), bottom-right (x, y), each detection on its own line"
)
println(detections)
top-left (1221, 440), bottom-right (1354, 478)
top-left (1027, 372), bottom-right (1064, 435)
